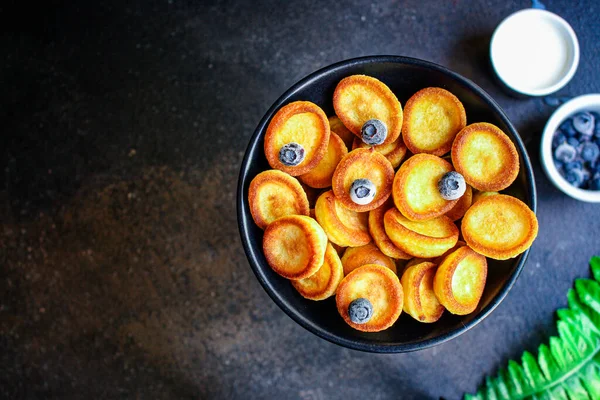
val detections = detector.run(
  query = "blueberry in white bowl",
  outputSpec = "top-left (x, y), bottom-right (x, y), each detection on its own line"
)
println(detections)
top-left (541, 94), bottom-right (600, 202)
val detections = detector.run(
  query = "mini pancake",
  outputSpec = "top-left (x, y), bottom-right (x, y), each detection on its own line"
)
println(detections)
top-left (403, 240), bottom-right (466, 270)
top-left (433, 246), bottom-right (487, 315)
top-left (403, 238), bottom-right (465, 269)
top-left (472, 190), bottom-right (499, 204)
top-left (352, 135), bottom-right (407, 169)
top-left (433, 240), bottom-right (466, 264)
top-left (383, 208), bottom-right (459, 258)
top-left (341, 243), bottom-right (397, 276)
top-left (263, 215), bottom-right (328, 280)
top-left (332, 148), bottom-right (395, 212)
top-left (445, 184), bottom-right (473, 221)
top-left (402, 87), bottom-right (467, 156)
top-left (451, 122), bottom-right (519, 191)
top-left (265, 101), bottom-right (330, 176)
top-left (368, 199), bottom-right (412, 260)
top-left (401, 261), bottom-right (445, 323)
top-left (333, 75), bottom-right (403, 146)
top-left (314, 190), bottom-right (371, 247)
top-left (393, 154), bottom-right (457, 221)
top-left (336, 264), bottom-right (403, 332)
top-left (300, 132), bottom-right (348, 188)
top-left (249, 169), bottom-right (310, 229)
top-left (328, 115), bottom-right (355, 150)
top-left (461, 194), bottom-right (538, 260)
top-left (292, 243), bottom-right (344, 300)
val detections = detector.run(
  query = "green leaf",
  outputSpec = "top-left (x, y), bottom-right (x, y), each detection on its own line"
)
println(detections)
top-left (485, 376), bottom-right (500, 400)
top-left (549, 336), bottom-right (574, 369)
top-left (538, 344), bottom-right (559, 381)
top-left (591, 256), bottom-right (600, 282)
top-left (507, 360), bottom-right (528, 395)
top-left (565, 289), bottom-right (600, 335)
top-left (580, 357), bottom-right (600, 398)
top-left (547, 384), bottom-right (569, 400)
top-left (490, 374), bottom-right (511, 400)
top-left (463, 256), bottom-right (600, 400)
top-left (575, 279), bottom-right (600, 315)
top-left (557, 320), bottom-right (589, 357)
top-left (464, 392), bottom-right (484, 400)
top-left (563, 375), bottom-right (591, 399)
top-left (534, 391), bottom-right (556, 400)
top-left (521, 351), bottom-right (546, 388)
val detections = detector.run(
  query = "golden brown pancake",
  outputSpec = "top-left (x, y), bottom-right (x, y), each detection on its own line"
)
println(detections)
top-left (328, 115), bottom-right (355, 150)
top-left (352, 135), bottom-right (407, 169)
top-left (333, 75), bottom-right (403, 146)
top-left (332, 148), bottom-right (394, 212)
top-left (314, 190), bottom-right (371, 247)
top-left (402, 87), bottom-right (466, 156)
top-left (299, 132), bottom-right (348, 188)
top-left (472, 190), bottom-right (499, 204)
top-left (262, 215), bottom-right (328, 280)
top-left (340, 243), bottom-right (397, 276)
top-left (401, 261), bottom-right (445, 323)
top-left (292, 243), bottom-right (344, 300)
top-left (451, 122), bottom-right (519, 191)
top-left (403, 239), bottom-right (466, 270)
top-left (445, 184), bottom-right (473, 221)
top-left (264, 101), bottom-right (330, 176)
top-left (383, 208), bottom-right (459, 258)
top-left (368, 199), bottom-right (412, 260)
top-left (392, 154), bottom-right (457, 221)
top-left (336, 264), bottom-right (403, 332)
top-left (433, 246), bottom-right (487, 315)
top-left (461, 194), bottom-right (538, 260)
top-left (248, 169), bottom-right (310, 229)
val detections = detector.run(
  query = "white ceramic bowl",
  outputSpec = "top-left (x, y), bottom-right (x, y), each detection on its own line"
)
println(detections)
top-left (541, 94), bottom-right (600, 202)
top-left (490, 9), bottom-right (579, 97)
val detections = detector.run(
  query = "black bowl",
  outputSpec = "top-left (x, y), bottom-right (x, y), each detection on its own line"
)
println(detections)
top-left (237, 56), bottom-right (536, 353)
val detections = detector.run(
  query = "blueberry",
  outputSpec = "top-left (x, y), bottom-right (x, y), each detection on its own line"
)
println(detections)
top-left (565, 168), bottom-right (585, 187)
top-left (552, 131), bottom-right (566, 148)
top-left (565, 160), bottom-right (583, 172)
top-left (279, 143), bottom-right (305, 166)
top-left (582, 167), bottom-right (592, 183)
top-left (580, 142), bottom-right (600, 164)
top-left (348, 298), bottom-right (373, 324)
top-left (554, 143), bottom-right (577, 163)
top-left (590, 176), bottom-right (600, 190)
top-left (567, 137), bottom-right (580, 149)
top-left (350, 179), bottom-right (376, 205)
top-left (560, 119), bottom-right (577, 137)
top-left (573, 112), bottom-right (595, 136)
top-left (437, 171), bottom-right (466, 200)
top-left (554, 160), bottom-right (564, 172)
top-left (361, 119), bottom-right (387, 145)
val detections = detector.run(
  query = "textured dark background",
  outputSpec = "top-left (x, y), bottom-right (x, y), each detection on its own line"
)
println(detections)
top-left (1, 0), bottom-right (599, 399)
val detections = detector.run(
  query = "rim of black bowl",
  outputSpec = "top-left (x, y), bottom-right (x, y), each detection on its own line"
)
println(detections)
top-left (237, 55), bottom-right (537, 353)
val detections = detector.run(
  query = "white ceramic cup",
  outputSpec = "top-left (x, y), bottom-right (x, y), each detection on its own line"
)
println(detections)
top-left (490, 9), bottom-right (579, 97)
top-left (540, 94), bottom-right (600, 202)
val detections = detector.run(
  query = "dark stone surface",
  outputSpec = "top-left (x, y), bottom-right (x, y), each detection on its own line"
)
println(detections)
top-left (1, 0), bottom-right (599, 399)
